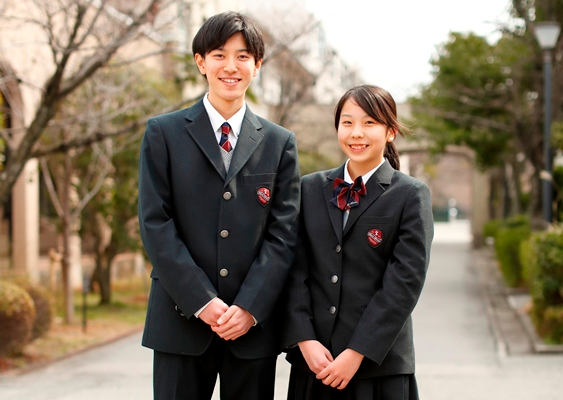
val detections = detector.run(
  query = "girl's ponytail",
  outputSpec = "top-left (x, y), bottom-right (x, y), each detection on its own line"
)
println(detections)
top-left (384, 142), bottom-right (400, 170)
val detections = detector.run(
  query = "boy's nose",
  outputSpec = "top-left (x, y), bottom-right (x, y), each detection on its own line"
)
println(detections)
top-left (224, 57), bottom-right (237, 72)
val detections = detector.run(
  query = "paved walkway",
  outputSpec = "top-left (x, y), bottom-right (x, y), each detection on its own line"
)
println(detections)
top-left (1, 221), bottom-right (562, 399)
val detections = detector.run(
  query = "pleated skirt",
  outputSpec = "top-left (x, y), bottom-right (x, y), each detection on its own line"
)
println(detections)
top-left (286, 367), bottom-right (419, 400)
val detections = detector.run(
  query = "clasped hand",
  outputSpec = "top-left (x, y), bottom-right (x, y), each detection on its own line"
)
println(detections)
top-left (199, 298), bottom-right (254, 341)
top-left (298, 340), bottom-right (364, 390)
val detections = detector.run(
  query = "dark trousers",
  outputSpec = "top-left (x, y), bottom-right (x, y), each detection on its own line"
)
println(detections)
top-left (153, 336), bottom-right (277, 400)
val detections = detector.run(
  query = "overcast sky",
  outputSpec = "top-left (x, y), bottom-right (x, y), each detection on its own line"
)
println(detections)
top-left (240, 0), bottom-right (514, 102)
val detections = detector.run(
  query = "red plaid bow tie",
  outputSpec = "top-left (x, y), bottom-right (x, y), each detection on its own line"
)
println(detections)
top-left (330, 176), bottom-right (367, 211)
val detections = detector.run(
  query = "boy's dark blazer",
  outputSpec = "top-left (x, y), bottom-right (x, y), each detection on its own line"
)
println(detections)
top-left (282, 160), bottom-right (433, 377)
top-left (139, 98), bottom-right (300, 359)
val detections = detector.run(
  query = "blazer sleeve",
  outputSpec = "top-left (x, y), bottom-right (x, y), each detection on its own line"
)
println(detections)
top-left (348, 180), bottom-right (434, 365)
top-left (138, 117), bottom-right (217, 318)
top-left (232, 132), bottom-right (301, 324)
top-left (280, 202), bottom-right (318, 349)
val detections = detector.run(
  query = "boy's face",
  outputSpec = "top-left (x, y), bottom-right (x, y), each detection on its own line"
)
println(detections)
top-left (195, 32), bottom-right (262, 114)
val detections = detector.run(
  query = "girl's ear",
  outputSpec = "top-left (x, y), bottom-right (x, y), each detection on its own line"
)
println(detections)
top-left (387, 128), bottom-right (397, 142)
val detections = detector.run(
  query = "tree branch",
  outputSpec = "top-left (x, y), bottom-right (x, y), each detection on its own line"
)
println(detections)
top-left (30, 94), bottom-right (204, 158)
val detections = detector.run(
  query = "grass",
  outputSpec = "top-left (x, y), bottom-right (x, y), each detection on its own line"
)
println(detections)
top-left (0, 274), bottom-right (149, 374)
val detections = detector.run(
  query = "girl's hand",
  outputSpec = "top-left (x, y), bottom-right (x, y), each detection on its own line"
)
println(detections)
top-left (298, 340), bottom-right (334, 374)
top-left (316, 348), bottom-right (364, 390)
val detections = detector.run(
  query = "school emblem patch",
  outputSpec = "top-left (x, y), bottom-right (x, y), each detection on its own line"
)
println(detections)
top-left (367, 229), bottom-right (383, 248)
top-left (256, 187), bottom-right (271, 206)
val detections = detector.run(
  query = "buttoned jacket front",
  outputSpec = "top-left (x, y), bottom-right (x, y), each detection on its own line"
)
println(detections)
top-left (283, 161), bottom-right (433, 377)
top-left (139, 99), bottom-right (300, 359)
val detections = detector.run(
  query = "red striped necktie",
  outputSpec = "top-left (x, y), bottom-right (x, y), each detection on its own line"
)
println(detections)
top-left (219, 122), bottom-right (232, 152)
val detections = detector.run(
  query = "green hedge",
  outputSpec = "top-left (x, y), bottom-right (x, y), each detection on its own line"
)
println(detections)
top-left (484, 215), bottom-right (530, 288)
top-left (523, 229), bottom-right (563, 344)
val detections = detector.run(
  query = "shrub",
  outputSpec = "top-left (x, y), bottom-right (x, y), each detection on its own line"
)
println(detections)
top-left (528, 230), bottom-right (563, 307)
top-left (540, 306), bottom-right (563, 344)
top-left (519, 237), bottom-right (537, 287)
top-left (495, 224), bottom-right (531, 287)
top-left (9, 278), bottom-right (54, 341)
top-left (525, 229), bottom-right (563, 344)
top-left (24, 284), bottom-right (53, 340)
top-left (483, 214), bottom-right (529, 239)
top-left (483, 218), bottom-right (505, 239)
top-left (0, 281), bottom-right (36, 356)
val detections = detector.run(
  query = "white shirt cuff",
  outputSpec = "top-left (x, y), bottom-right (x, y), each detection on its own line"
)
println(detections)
top-left (194, 298), bottom-right (216, 318)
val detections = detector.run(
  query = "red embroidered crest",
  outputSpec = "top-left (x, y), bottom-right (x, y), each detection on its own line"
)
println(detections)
top-left (256, 187), bottom-right (271, 206)
top-left (367, 229), bottom-right (383, 248)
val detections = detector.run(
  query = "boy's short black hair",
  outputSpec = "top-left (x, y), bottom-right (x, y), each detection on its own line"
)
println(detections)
top-left (192, 11), bottom-right (265, 62)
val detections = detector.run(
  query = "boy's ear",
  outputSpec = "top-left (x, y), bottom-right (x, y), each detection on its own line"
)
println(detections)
top-left (195, 53), bottom-right (206, 75)
top-left (253, 59), bottom-right (263, 77)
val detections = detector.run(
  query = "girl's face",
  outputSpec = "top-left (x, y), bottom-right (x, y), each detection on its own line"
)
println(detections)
top-left (337, 99), bottom-right (395, 179)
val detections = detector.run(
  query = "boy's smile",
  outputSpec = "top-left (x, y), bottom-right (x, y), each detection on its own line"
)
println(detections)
top-left (195, 32), bottom-right (262, 119)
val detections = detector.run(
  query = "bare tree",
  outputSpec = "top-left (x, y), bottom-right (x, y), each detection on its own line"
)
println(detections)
top-left (0, 0), bottom-right (175, 205)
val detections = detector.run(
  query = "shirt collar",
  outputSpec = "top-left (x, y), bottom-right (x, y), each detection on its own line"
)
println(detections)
top-left (344, 158), bottom-right (386, 184)
top-left (203, 93), bottom-right (246, 138)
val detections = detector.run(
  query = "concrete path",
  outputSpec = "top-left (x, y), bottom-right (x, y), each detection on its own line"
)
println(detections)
top-left (1, 220), bottom-right (562, 399)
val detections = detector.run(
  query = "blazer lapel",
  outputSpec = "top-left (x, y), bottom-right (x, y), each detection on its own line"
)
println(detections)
top-left (343, 160), bottom-right (394, 236)
top-left (225, 108), bottom-right (264, 186)
top-left (184, 100), bottom-right (227, 179)
top-left (323, 165), bottom-right (346, 243)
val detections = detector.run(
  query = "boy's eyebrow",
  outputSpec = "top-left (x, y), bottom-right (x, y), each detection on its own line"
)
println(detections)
top-left (214, 45), bottom-right (250, 53)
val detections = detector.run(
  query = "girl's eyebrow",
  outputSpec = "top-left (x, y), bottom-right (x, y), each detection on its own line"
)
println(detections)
top-left (341, 113), bottom-right (371, 118)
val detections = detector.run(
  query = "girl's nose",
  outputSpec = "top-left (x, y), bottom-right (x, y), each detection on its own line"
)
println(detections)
top-left (351, 125), bottom-right (364, 138)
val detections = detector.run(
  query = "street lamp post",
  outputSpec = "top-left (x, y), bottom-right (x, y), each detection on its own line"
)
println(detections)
top-left (534, 21), bottom-right (561, 225)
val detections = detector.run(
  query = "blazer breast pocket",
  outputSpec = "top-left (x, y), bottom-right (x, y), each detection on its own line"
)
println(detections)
top-left (243, 173), bottom-right (277, 207)
top-left (358, 217), bottom-right (394, 249)
top-left (359, 216), bottom-right (394, 224)
top-left (243, 173), bottom-right (277, 185)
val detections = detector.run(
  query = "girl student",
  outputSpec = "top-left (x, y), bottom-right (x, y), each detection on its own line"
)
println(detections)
top-left (282, 84), bottom-right (434, 400)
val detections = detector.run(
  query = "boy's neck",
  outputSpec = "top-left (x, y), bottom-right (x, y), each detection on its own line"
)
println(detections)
top-left (207, 92), bottom-right (245, 120)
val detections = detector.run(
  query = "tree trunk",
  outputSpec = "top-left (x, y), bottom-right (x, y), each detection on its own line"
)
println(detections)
top-left (97, 251), bottom-right (112, 305)
top-left (91, 212), bottom-right (113, 305)
top-left (61, 151), bottom-right (74, 324)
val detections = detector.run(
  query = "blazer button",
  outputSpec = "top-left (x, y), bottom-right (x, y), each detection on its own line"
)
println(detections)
top-left (329, 306), bottom-right (337, 314)
top-left (335, 245), bottom-right (342, 253)
top-left (331, 275), bottom-right (339, 284)
top-left (220, 230), bottom-right (229, 238)
top-left (220, 268), bottom-right (229, 277)
top-left (223, 192), bottom-right (232, 200)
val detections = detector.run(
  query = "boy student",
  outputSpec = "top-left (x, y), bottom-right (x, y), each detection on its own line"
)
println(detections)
top-left (138, 11), bottom-right (300, 400)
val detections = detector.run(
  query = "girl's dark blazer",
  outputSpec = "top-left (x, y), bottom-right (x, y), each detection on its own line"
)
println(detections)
top-left (282, 160), bottom-right (433, 378)
top-left (138, 99), bottom-right (300, 360)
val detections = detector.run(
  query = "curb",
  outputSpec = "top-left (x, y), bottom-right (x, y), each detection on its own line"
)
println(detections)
top-left (475, 246), bottom-right (563, 355)
top-left (1, 325), bottom-right (144, 377)
top-left (507, 294), bottom-right (563, 354)
top-left (473, 248), bottom-right (508, 358)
